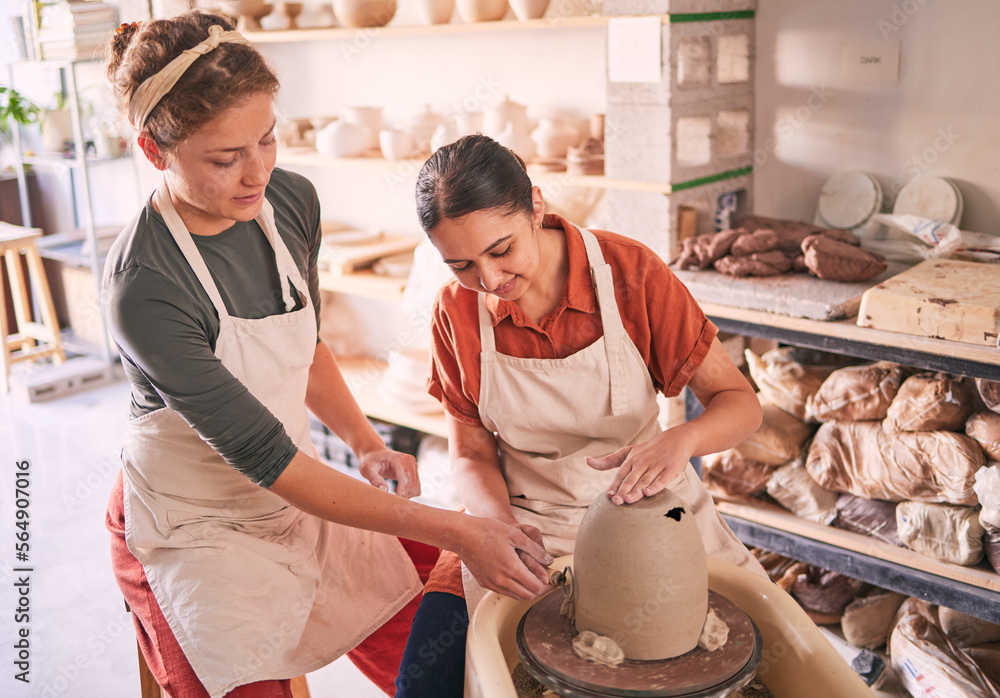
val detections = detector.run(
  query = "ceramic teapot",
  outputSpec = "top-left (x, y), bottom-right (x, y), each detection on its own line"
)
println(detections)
top-left (315, 119), bottom-right (371, 158)
top-left (483, 95), bottom-right (529, 139)
top-left (572, 488), bottom-right (709, 660)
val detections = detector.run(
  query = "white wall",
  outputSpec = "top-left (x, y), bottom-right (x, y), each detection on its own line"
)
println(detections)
top-left (753, 0), bottom-right (1000, 234)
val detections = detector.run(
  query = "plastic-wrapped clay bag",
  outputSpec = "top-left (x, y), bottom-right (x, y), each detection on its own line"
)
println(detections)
top-left (884, 372), bottom-right (976, 433)
top-left (978, 378), bottom-right (1000, 415)
top-left (735, 402), bottom-right (815, 465)
top-left (805, 421), bottom-right (985, 505)
top-left (701, 449), bottom-right (775, 498)
top-left (766, 459), bottom-right (839, 524)
top-left (968, 412), bottom-right (1000, 461)
top-left (841, 590), bottom-right (906, 650)
top-left (805, 361), bottom-right (911, 423)
top-left (973, 464), bottom-right (1000, 532)
top-left (830, 494), bottom-right (904, 547)
top-left (889, 598), bottom-right (1000, 698)
top-left (789, 567), bottom-right (861, 621)
top-left (938, 607), bottom-right (1000, 648)
top-left (744, 347), bottom-right (836, 421)
top-left (967, 643), bottom-right (1000, 687)
top-left (896, 501), bottom-right (984, 566)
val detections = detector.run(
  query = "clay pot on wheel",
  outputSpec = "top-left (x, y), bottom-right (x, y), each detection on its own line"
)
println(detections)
top-left (573, 488), bottom-right (709, 660)
top-left (455, 0), bottom-right (508, 22)
top-left (331, 0), bottom-right (397, 27)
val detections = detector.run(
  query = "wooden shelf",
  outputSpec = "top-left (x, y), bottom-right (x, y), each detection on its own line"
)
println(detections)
top-left (246, 15), bottom-right (617, 43)
top-left (317, 268), bottom-right (407, 302)
top-left (277, 150), bottom-right (674, 193)
top-left (718, 498), bottom-right (1000, 622)
top-left (701, 301), bottom-right (1000, 380)
top-left (336, 355), bottom-right (448, 439)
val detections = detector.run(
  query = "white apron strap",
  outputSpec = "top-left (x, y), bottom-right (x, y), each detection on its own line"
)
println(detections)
top-left (579, 228), bottom-right (629, 417)
top-left (477, 293), bottom-right (496, 353)
top-left (154, 184), bottom-right (305, 314)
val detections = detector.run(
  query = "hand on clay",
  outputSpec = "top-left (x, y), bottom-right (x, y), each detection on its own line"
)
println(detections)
top-left (357, 447), bottom-right (421, 499)
top-left (460, 517), bottom-right (554, 601)
top-left (587, 441), bottom-right (689, 505)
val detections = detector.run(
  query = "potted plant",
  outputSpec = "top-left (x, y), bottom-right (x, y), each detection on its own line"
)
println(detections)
top-left (0, 86), bottom-right (41, 145)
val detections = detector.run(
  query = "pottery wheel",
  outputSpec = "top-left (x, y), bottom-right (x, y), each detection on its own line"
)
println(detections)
top-left (516, 590), bottom-right (761, 698)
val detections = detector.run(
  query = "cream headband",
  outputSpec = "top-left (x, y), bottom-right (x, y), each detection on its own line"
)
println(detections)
top-left (127, 25), bottom-right (252, 132)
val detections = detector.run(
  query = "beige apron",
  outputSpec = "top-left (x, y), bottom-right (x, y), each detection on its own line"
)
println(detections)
top-left (462, 227), bottom-right (764, 614)
top-left (121, 186), bottom-right (420, 698)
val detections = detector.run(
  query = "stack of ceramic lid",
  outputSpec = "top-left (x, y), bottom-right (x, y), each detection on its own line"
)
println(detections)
top-left (378, 349), bottom-right (442, 414)
top-left (892, 175), bottom-right (964, 226)
top-left (816, 171), bottom-right (885, 231)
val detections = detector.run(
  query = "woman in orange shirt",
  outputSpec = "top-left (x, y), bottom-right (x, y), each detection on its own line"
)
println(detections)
top-left (394, 134), bottom-right (766, 697)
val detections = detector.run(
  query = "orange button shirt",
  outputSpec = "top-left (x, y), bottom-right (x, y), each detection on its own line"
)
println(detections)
top-left (428, 214), bottom-right (718, 427)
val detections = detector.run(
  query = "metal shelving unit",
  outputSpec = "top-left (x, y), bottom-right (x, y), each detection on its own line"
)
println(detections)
top-left (700, 303), bottom-right (1000, 623)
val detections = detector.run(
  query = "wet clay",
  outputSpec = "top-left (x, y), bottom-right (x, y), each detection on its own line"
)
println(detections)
top-left (573, 489), bottom-right (709, 660)
top-left (571, 630), bottom-right (625, 667)
top-left (697, 608), bottom-right (730, 651)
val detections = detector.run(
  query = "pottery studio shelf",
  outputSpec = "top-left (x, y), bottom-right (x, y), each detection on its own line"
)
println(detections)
top-left (318, 267), bottom-right (407, 302)
top-left (245, 14), bottom-right (648, 43)
top-left (692, 301), bottom-right (1000, 623)
top-left (277, 150), bottom-right (676, 194)
top-left (336, 354), bottom-right (448, 438)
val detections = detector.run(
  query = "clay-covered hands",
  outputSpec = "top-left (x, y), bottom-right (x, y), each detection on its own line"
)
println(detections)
top-left (358, 447), bottom-right (421, 499)
top-left (460, 517), bottom-right (554, 600)
top-left (586, 439), bottom-right (691, 505)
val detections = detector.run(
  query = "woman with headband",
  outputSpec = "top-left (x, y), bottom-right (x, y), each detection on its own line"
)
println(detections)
top-left (102, 12), bottom-right (551, 698)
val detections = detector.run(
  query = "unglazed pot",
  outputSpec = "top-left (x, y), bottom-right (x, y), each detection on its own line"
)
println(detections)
top-left (572, 489), bottom-right (709, 660)
top-left (455, 0), bottom-right (508, 23)
top-left (482, 95), bottom-right (528, 139)
top-left (508, 0), bottom-right (548, 20)
top-left (531, 117), bottom-right (579, 160)
top-left (331, 0), bottom-right (397, 27)
top-left (413, 0), bottom-right (454, 24)
top-left (315, 120), bottom-right (371, 158)
top-left (495, 121), bottom-right (535, 162)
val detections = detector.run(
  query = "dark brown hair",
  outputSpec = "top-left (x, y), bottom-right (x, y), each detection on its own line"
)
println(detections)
top-left (415, 134), bottom-right (533, 234)
top-left (105, 10), bottom-right (278, 151)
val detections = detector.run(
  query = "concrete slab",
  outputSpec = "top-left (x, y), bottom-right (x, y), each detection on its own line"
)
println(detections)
top-left (672, 262), bottom-right (909, 321)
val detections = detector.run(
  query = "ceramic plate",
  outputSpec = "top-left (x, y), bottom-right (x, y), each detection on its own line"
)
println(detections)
top-left (817, 171), bottom-right (882, 229)
top-left (893, 176), bottom-right (961, 224)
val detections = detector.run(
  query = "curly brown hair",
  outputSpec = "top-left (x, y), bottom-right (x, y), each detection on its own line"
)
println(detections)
top-left (105, 10), bottom-right (278, 151)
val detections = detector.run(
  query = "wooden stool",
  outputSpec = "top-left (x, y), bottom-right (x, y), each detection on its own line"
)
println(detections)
top-left (125, 601), bottom-right (312, 697)
top-left (0, 222), bottom-right (65, 392)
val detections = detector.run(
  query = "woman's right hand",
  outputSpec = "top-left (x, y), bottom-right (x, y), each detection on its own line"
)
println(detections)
top-left (458, 516), bottom-right (554, 600)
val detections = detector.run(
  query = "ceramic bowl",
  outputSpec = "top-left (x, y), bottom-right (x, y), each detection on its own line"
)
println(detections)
top-left (379, 128), bottom-right (415, 160)
top-left (332, 0), bottom-right (397, 27)
top-left (455, 0), bottom-right (508, 23)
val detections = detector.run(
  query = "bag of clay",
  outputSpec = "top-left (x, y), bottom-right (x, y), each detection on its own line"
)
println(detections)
top-left (766, 459), bottom-right (839, 524)
top-left (841, 590), bottom-right (906, 650)
top-left (790, 567), bottom-right (863, 621)
top-left (830, 494), bottom-right (904, 546)
top-left (979, 379), bottom-right (1000, 415)
top-left (896, 501), bottom-right (984, 566)
top-left (884, 372), bottom-right (976, 432)
top-left (805, 421), bottom-right (985, 504)
top-left (805, 361), bottom-right (911, 422)
top-left (889, 598), bottom-right (1000, 698)
top-left (968, 643), bottom-right (1000, 687)
top-left (985, 530), bottom-right (1000, 576)
top-left (969, 413), bottom-right (1000, 461)
top-left (974, 464), bottom-right (1000, 532)
top-left (744, 347), bottom-right (836, 421)
top-left (735, 401), bottom-right (815, 465)
top-left (701, 449), bottom-right (775, 498)
top-left (939, 607), bottom-right (1000, 647)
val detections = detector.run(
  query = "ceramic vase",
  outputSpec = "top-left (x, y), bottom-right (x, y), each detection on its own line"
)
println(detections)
top-left (455, 0), bottom-right (508, 23)
top-left (332, 0), bottom-right (397, 27)
top-left (572, 489), bottom-right (709, 661)
top-left (222, 0), bottom-right (272, 30)
top-left (531, 117), bottom-right (579, 160)
top-left (413, 0), bottom-right (455, 24)
top-left (508, 0), bottom-right (548, 20)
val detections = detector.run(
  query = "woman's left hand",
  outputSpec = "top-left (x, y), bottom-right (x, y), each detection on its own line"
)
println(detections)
top-left (586, 439), bottom-right (689, 505)
top-left (357, 448), bottom-right (422, 499)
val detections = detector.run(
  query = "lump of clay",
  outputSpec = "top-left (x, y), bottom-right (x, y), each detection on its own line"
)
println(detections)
top-left (736, 214), bottom-right (860, 253)
top-left (572, 630), bottom-right (625, 668)
top-left (674, 229), bottom-right (743, 270)
top-left (801, 234), bottom-right (888, 281)
top-left (573, 489), bottom-right (708, 660)
top-left (697, 608), bottom-right (729, 651)
top-left (714, 249), bottom-right (793, 277)
top-left (731, 228), bottom-right (779, 256)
